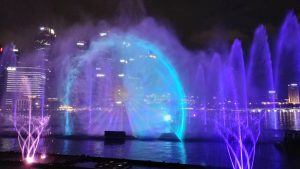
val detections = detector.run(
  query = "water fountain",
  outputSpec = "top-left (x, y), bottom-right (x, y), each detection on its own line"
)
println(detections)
top-left (217, 113), bottom-right (261, 169)
top-left (213, 11), bottom-right (300, 169)
top-left (49, 10), bottom-right (300, 169)
top-left (12, 76), bottom-right (50, 163)
top-left (60, 31), bottom-right (187, 139)
top-left (1, 4), bottom-right (300, 168)
top-left (274, 12), bottom-right (300, 97)
top-left (15, 114), bottom-right (49, 163)
top-left (207, 39), bottom-right (261, 169)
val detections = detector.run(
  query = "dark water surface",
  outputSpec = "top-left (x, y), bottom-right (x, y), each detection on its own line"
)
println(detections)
top-left (0, 111), bottom-right (300, 169)
top-left (0, 137), bottom-right (299, 169)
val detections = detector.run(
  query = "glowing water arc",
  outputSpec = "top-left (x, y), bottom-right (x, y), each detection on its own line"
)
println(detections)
top-left (62, 33), bottom-right (187, 139)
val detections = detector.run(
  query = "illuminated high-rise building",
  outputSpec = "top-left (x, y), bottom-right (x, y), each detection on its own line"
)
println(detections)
top-left (288, 83), bottom-right (299, 103)
top-left (34, 26), bottom-right (56, 50)
top-left (4, 67), bottom-right (46, 113)
top-left (34, 26), bottom-right (56, 98)
top-left (0, 43), bottom-right (18, 111)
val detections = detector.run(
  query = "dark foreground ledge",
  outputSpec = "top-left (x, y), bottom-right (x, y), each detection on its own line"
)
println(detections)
top-left (0, 151), bottom-right (228, 169)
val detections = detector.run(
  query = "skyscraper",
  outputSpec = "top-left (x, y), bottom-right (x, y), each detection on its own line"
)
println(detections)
top-left (288, 83), bottom-right (299, 103)
top-left (34, 26), bottom-right (56, 50)
top-left (34, 26), bottom-right (56, 98)
top-left (4, 66), bottom-right (46, 113)
top-left (0, 43), bottom-right (18, 112)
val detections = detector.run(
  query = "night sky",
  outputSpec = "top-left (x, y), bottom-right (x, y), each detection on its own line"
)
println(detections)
top-left (0, 0), bottom-right (300, 50)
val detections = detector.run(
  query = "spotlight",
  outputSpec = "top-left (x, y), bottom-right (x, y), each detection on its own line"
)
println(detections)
top-left (26, 157), bottom-right (34, 164)
top-left (40, 154), bottom-right (46, 159)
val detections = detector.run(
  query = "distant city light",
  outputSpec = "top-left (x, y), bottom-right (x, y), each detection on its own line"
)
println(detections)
top-left (116, 101), bottom-right (122, 104)
top-left (96, 73), bottom-right (105, 77)
top-left (290, 83), bottom-right (298, 86)
top-left (120, 59), bottom-right (126, 63)
top-left (164, 114), bottom-right (172, 122)
top-left (149, 54), bottom-right (157, 59)
top-left (7, 67), bottom-right (16, 71)
top-left (58, 105), bottom-right (74, 112)
top-left (40, 26), bottom-right (55, 36)
top-left (50, 29), bottom-right (55, 35)
top-left (99, 32), bottom-right (107, 37)
top-left (44, 42), bottom-right (51, 46)
top-left (268, 90), bottom-right (276, 94)
top-left (118, 74), bottom-right (125, 77)
top-left (76, 41), bottom-right (85, 46)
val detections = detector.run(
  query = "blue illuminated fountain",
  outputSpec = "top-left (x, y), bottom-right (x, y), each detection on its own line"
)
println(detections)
top-left (61, 29), bottom-right (187, 139)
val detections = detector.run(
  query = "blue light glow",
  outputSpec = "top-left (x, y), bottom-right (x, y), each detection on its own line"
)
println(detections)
top-left (61, 32), bottom-right (187, 139)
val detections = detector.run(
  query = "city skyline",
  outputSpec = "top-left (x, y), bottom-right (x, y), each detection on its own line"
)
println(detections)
top-left (1, 24), bottom-right (300, 106)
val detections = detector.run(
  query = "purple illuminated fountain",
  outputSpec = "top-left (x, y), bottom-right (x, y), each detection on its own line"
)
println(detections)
top-left (274, 12), bottom-right (300, 99)
top-left (217, 113), bottom-right (261, 169)
top-left (211, 39), bottom-right (260, 169)
top-left (15, 114), bottom-right (49, 164)
top-left (12, 77), bottom-right (50, 164)
top-left (247, 25), bottom-right (274, 103)
top-left (213, 11), bottom-right (300, 169)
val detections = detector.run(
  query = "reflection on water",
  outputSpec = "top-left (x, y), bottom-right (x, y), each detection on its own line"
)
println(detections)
top-left (0, 111), bottom-right (299, 168)
top-left (0, 137), bottom-right (295, 169)
top-left (1, 111), bottom-right (300, 136)
top-left (262, 111), bottom-right (300, 131)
